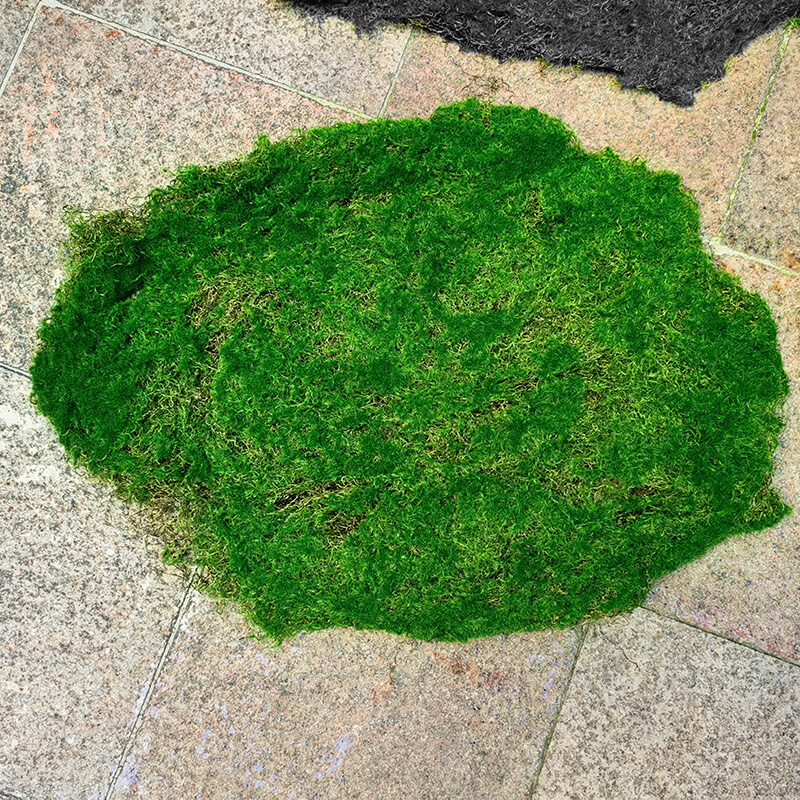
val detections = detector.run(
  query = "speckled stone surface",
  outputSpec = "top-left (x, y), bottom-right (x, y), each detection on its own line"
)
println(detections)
top-left (384, 28), bottom-right (785, 237)
top-left (67, 0), bottom-right (409, 115)
top-left (0, 0), bottom-right (36, 82)
top-left (111, 592), bottom-right (582, 798)
top-left (533, 608), bottom-right (800, 800)
top-left (723, 30), bottom-right (800, 270)
top-left (0, 371), bottom-right (187, 799)
top-left (4, 5), bottom-right (800, 797)
top-left (646, 253), bottom-right (800, 663)
top-left (0, 7), bottom-right (359, 370)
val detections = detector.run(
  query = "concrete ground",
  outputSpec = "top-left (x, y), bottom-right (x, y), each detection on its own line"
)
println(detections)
top-left (1, 1), bottom-right (799, 797)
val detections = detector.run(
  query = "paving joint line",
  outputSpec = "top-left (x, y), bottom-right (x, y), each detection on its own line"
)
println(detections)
top-left (0, 0), bottom-right (43, 101)
top-left (378, 28), bottom-right (414, 118)
top-left (527, 623), bottom-right (588, 799)
top-left (641, 604), bottom-right (800, 669)
top-left (704, 238), bottom-right (800, 278)
top-left (104, 572), bottom-right (197, 799)
top-left (42, 0), bottom-right (375, 120)
top-left (715, 27), bottom-right (792, 243)
top-left (0, 362), bottom-right (32, 380)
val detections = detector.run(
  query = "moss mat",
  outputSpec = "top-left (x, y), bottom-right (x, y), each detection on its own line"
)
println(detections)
top-left (31, 100), bottom-right (790, 642)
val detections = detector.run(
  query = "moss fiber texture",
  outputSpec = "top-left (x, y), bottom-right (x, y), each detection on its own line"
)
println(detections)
top-left (32, 101), bottom-right (789, 642)
top-left (292, 0), bottom-right (800, 105)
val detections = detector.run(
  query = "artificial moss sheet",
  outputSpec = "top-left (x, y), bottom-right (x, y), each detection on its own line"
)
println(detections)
top-left (292, 0), bottom-right (800, 105)
top-left (32, 101), bottom-right (789, 642)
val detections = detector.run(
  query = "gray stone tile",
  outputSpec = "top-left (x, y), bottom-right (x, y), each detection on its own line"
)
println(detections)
top-left (0, 0), bottom-right (36, 83)
top-left (646, 254), bottom-right (800, 663)
top-left (0, 370), bottom-right (186, 799)
top-left (66, 0), bottom-right (409, 115)
top-left (723, 30), bottom-right (800, 271)
top-left (534, 608), bottom-right (800, 800)
top-left (112, 592), bottom-right (582, 798)
top-left (0, 6), bottom-right (359, 369)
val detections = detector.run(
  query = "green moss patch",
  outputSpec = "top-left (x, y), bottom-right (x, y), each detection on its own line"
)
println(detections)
top-left (31, 100), bottom-right (789, 642)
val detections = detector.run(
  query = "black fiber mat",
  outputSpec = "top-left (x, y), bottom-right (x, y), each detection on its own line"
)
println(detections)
top-left (290, 0), bottom-right (799, 105)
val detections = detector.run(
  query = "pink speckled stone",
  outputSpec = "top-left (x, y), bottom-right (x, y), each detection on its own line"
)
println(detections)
top-left (67, 0), bottom-right (410, 115)
top-left (384, 28), bottom-right (785, 237)
top-left (0, 7), bottom-right (359, 368)
top-left (647, 253), bottom-right (800, 663)
top-left (112, 593), bottom-right (582, 799)
top-left (723, 30), bottom-right (800, 270)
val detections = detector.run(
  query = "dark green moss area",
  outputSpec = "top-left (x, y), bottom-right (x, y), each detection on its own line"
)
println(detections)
top-left (31, 100), bottom-right (789, 642)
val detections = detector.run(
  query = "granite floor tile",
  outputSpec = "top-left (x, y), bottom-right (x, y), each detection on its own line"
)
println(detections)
top-left (0, 0), bottom-right (37, 84)
top-left (533, 608), bottom-right (800, 800)
top-left (0, 370), bottom-right (187, 799)
top-left (65, 0), bottom-right (410, 115)
top-left (111, 592), bottom-right (582, 799)
top-left (0, 6), bottom-right (358, 369)
top-left (722, 30), bottom-right (800, 270)
top-left (383, 28), bottom-right (785, 236)
top-left (646, 254), bottom-right (800, 663)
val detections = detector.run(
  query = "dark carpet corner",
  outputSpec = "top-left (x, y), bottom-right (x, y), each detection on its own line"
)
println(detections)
top-left (289, 0), bottom-right (800, 105)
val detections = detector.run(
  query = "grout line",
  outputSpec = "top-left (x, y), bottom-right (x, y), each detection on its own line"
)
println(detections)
top-left (641, 604), bottom-right (800, 670)
top-left (0, 362), bottom-right (32, 380)
top-left (0, 0), bottom-right (43, 101)
top-left (377, 28), bottom-right (414, 118)
top-left (42, 0), bottom-right (375, 120)
top-left (715, 27), bottom-right (792, 243)
top-left (527, 624), bottom-right (588, 799)
top-left (704, 238), bottom-right (800, 278)
top-left (104, 572), bottom-right (197, 799)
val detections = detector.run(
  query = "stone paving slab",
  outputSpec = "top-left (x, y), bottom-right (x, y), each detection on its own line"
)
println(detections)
top-left (646, 520), bottom-right (800, 664)
top-left (533, 608), bottom-right (800, 800)
top-left (111, 592), bottom-right (582, 798)
top-left (0, 5), bottom-right (358, 370)
top-left (0, 370), bottom-right (186, 799)
top-left (383, 27), bottom-right (785, 237)
top-left (3, 6), bottom-right (800, 799)
top-left (646, 253), bottom-right (800, 663)
top-left (66, 0), bottom-right (409, 116)
top-left (0, 0), bottom-right (36, 83)
top-left (723, 29), bottom-right (800, 270)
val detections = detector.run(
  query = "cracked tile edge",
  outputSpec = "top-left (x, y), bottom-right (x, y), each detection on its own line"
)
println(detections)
top-left (377, 28), bottom-right (414, 118)
top-left (104, 572), bottom-right (198, 799)
top-left (704, 238), bottom-right (800, 277)
top-left (0, 362), bottom-right (32, 380)
top-left (640, 604), bottom-right (800, 670)
top-left (0, 0), bottom-right (43, 101)
top-left (526, 623), bottom-right (588, 800)
top-left (715, 26), bottom-right (793, 243)
top-left (43, 0), bottom-right (375, 120)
